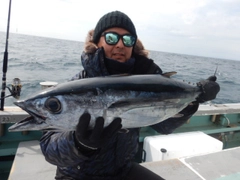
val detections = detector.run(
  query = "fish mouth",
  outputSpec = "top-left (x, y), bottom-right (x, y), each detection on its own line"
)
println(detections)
top-left (24, 110), bottom-right (47, 122)
top-left (8, 101), bottom-right (47, 132)
top-left (13, 101), bottom-right (47, 121)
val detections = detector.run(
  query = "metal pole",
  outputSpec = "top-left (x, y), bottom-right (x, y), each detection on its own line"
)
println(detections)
top-left (1, 0), bottom-right (12, 110)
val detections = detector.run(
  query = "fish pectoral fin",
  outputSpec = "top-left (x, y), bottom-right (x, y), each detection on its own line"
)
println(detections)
top-left (108, 101), bottom-right (130, 108)
top-left (108, 99), bottom-right (157, 109)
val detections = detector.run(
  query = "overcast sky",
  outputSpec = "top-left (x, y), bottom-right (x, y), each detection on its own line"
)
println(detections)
top-left (0, 0), bottom-right (240, 61)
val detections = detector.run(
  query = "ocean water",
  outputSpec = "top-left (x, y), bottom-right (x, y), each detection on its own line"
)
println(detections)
top-left (0, 32), bottom-right (239, 106)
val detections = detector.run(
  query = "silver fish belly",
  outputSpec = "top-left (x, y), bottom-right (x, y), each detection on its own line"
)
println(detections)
top-left (8, 75), bottom-right (201, 132)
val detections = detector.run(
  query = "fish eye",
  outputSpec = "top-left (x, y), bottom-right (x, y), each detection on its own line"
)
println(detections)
top-left (45, 97), bottom-right (62, 114)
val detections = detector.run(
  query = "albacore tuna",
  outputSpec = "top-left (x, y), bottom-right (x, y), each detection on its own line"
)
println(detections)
top-left (9, 74), bottom-right (202, 132)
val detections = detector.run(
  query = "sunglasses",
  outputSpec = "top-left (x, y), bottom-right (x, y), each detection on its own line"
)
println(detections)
top-left (101, 32), bottom-right (136, 47)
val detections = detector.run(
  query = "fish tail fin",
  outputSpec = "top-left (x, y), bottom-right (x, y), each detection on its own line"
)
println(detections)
top-left (207, 66), bottom-right (218, 81)
top-left (214, 65), bottom-right (218, 76)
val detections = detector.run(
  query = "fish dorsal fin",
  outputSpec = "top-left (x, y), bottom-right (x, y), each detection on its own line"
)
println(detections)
top-left (162, 71), bottom-right (177, 78)
top-left (107, 73), bottom-right (130, 77)
top-left (108, 72), bottom-right (177, 78)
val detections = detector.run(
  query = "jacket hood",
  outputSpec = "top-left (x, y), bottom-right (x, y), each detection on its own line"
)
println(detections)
top-left (84, 29), bottom-right (149, 57)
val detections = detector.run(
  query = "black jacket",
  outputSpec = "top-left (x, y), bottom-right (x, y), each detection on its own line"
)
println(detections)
top-left (40, 31), bottom-right (199, 180)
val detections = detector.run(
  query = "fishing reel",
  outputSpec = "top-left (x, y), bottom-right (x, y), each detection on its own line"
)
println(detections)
top-left (11, 78), bottom-right (22, 99)
top-left (1, 78), bottom-right (22, 100)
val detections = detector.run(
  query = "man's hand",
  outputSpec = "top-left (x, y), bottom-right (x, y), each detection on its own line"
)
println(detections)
top-left (75, 113), bottom-right (122, 151)
top-left (196, 75), bottom-right (220, 103)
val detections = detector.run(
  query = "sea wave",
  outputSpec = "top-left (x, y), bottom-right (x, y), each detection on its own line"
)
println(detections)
top-left (0, 32), bottom-right (239, 105)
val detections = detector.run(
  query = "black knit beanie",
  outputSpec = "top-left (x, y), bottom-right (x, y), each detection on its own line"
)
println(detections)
top-left (93, 11), bottom-right (137, 44)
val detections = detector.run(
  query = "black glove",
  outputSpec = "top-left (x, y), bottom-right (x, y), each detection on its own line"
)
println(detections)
top-left (196, 75), bottom-right (220, 103)
top-left (75, 113), bottom-right (122, 152)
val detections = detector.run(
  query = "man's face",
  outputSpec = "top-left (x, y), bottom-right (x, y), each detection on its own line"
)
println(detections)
top-left (97, 27), bottom-right (134, 63)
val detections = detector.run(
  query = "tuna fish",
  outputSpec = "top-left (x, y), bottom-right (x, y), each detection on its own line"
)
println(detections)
top-left (8, 74), bottom-right (201, 132)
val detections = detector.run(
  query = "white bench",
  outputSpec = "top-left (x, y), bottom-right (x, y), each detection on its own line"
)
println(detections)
top-left (142, 146), bottom-right (240, 179)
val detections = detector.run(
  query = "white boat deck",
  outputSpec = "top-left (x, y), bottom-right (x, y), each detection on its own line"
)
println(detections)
top-left (8, 141), bottom-right (56, 180)
top-left (142, 147), bottom-right (240, 179)
top-left (8, 140), bottom-right (240, 180)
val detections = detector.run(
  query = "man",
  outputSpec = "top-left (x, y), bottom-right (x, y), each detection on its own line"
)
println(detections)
top-left (40, 11), bottom-right (220, 180)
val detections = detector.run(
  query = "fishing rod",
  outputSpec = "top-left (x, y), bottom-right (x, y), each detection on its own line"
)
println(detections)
top-left (0, 0), bottom-right (21, 110)
top-left (0, 0), bottom-right (12, 110)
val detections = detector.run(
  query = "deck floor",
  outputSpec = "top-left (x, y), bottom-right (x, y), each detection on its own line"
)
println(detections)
top-left (8, 141), bottom-right (56, 180)
top-left (141, 159), bottom-right (203, 180)
top-left (142, 147), bottom-right (240, 179)
top-left (8, 140), bottom-right (240, 180)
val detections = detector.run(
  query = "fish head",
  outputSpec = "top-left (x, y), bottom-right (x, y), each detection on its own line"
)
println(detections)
top-left (9, 95), bottom-right (81, 132)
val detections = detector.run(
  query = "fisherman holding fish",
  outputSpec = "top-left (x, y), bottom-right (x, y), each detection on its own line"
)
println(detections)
top-left (39, 11), bottom-right (220, 180)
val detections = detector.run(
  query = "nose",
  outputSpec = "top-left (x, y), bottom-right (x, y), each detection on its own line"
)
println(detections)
top-left (115, 38), bottom-right (124, 48)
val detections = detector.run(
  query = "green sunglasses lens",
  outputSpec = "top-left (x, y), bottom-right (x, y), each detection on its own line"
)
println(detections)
top-left (103, 32), bottom-right (136, 47)
top-left (123, 35), bottom-right (135, 47)
top-left (105, 33), bottom-right (119, 44)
